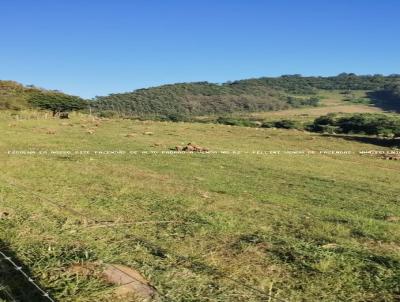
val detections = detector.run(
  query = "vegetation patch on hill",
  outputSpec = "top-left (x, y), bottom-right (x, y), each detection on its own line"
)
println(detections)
top-left (92, 74), bottom-right (400, 119)
top-left (2, 75), bottom-right (400, 121)
top-left (0, 80), bottom-right (86, 114)
top-left (310, 113), bottom-right (400, 137)
top-left (92, 82), bottom-right (316, 119)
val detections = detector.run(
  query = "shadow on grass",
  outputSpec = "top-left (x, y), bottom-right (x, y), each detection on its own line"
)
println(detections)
top-left (367, 91), bottom-right (400, 113)
top-left (321, 134), bottom-right (400, 148)
top-left (0, 240), bottom-right (50, 302)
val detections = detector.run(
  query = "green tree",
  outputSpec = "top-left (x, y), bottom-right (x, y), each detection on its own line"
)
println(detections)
top-left (28, 92), bottom-right (87, 116)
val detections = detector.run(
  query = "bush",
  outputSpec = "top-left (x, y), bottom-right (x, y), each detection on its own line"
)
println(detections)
top-left (261, 119), bottom-right (302, 130)
top-left (274, 119), bottom-right (299, 129)
top-left (98, 110), bottom-right (118, 118)
top-left (261, 121), bottom-right (275, 128)
top-left (311, 113), bottom-right (400, 137)
top-left (310, 114), bottom-right (338, 132)
top-left (159, 113), bottom-right (190, 122)
top-left (216, 117), bottom-right (256, 127)
top-left (343, 97), bottom-right (371, 105)
top-left (287, 96), bottom-right (320, 107)
top-left (314, 114), bottom-right (337, 125)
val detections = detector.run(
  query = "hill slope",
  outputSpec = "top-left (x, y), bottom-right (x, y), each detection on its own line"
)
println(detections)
top-left (0, 80), bottom-right (86, 113)
top-left (93, 74), bottom-right (400, 118)
top-left (93, 82), bottom-right (317, 118)
top-left (0, 81), bottom-right (40, 110)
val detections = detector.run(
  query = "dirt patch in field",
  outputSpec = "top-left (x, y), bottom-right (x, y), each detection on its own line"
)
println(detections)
top-left (103, 264), bottom-right (159, 301)
top-left (66, 262), bottom-right (159, 301)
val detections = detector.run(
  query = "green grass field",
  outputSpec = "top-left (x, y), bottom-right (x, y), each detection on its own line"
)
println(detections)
top-left (0, 107), bottom-right (399, 301)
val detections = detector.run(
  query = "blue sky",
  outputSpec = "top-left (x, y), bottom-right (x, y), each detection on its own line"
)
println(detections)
top-left (1, 0), bottom-right (399, 98)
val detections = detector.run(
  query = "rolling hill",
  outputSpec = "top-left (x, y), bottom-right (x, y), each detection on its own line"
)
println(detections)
top-left (2, 75), bottom-right (400, 119)
top-left (0, 80), bottom-right (86, 114)
top-left (92, 81), bottom-right (311, 118)
top-left (92, 74), bottom-right (400, 118)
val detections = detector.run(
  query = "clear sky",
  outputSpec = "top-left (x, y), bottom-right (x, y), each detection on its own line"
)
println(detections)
top-left (1, 0), bottom-right (399, 98)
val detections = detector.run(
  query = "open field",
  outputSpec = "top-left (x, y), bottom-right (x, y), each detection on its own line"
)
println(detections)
top-left (250, 90), bottom-right (384, 122)
top-left (0, 110), bottom-right (400, 301)
top-left (2, 1), bottom-right (400, 301)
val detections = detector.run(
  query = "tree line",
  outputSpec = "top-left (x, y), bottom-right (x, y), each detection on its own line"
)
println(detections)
top-left (91, 74), bottom-right (400, 119)
top-left (2, 74), bottom-right (400, 118)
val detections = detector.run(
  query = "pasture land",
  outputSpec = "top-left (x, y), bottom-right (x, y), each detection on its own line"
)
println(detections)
top-left (0, 110), bottom-right (399, 301)
top-left (251, 90), bottom-right (383, 122)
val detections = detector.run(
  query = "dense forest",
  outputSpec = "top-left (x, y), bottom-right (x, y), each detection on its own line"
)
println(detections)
top-left (93, 74), bottom-right (400, 118)
top-left (229, 73), bottom-right (400, 94)
top-left (92, 82), bottom-right (320, 119)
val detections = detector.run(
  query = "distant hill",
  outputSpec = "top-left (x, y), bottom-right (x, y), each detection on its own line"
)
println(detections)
top-left (230, 74), bottom-right (400, 94)
top-left (93, 74), bottom-right (400, 119)
top-left (2, 75), bottom-right (400, 118)
top-left (92, 82), bottom-right (318, 119)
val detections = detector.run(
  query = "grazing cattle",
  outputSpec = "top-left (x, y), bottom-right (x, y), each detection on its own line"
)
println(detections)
top-left (59, 112), bottom-right (69, 119)
top-left (182, 143), bottom-right (209, 152)
top-left (381, 154), bottom-right (400, 160)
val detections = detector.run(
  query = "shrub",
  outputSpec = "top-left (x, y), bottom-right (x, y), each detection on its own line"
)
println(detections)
top-left (274, 119), bottom-right (299, 129)
top-left (343, 98), bottom-right (371, 105)
top-left (287, 96), bottom-right (320, 107)
top-left (98, 110), bottom-right (118, 118)
top-left (261, 119), bottom-right (302, 130)
top-left (216, 117), bottom-right (256, 127)
top-left (261, 121), bottom-right (275, 128)
top-left (310, 114), bottom-right (338, 132)
top-left (160, 113), bottom-right (190, 122)
top-left (311, 113), bottom-right (400, 137)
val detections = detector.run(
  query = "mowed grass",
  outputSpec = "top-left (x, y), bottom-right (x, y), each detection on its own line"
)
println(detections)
top-left (0, 110), bottom-right (399, 301)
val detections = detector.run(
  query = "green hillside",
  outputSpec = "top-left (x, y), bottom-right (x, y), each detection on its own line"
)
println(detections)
top-left (0, 80), bottom-right (86, 114)
top-left (0, 81), bottom-right (39, 110)
top-left (92, 74), bottom-right (400, 118)
top-left (3, 75), bottom-right (399, 119)
top-left (93, 82), bottom-right (316, 119)
top-left (231, 73), bottom-right (400, 94)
